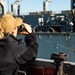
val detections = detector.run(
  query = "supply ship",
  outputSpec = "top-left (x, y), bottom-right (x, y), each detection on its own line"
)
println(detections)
top-left (0, 0), bottom-right (75, 75)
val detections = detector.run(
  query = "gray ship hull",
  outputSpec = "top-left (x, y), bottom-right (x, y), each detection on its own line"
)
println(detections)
top-left (18, 32), bottom-right (75, 62)
top-left (35, 32), bottom-right (75, 62)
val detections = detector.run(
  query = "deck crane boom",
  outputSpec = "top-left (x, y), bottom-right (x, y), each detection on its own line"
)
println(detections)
top-left (11, 0), bottom-right (21, 16)
top-left (43, 0), bottom-right (51, 11)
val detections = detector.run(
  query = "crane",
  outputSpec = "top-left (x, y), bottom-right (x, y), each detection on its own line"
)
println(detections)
top-left (0, 0), bottom-right (6, 15)
top-left (43, 0), bottom-right (51, 11)
top-left (11, 0), bottom-right (21, 16)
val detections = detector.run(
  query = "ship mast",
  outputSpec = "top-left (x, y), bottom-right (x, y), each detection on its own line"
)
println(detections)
top-left (43, 0), bottom-right (51, 11)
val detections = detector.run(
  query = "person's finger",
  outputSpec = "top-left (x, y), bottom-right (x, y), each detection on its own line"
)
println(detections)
top-left (18, 31), bottom-right (28, 35)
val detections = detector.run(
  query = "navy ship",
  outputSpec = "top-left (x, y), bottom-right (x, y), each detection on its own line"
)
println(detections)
top-left (0, 0), bottom-right (75, 75)
top-left (16, 0), bottom-right (75, 62)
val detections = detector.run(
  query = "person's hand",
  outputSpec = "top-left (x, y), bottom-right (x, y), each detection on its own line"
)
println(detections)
top-left (18, 23), bottom-right (32, 35)
top-left (23, 23), bottom-right (32, 33)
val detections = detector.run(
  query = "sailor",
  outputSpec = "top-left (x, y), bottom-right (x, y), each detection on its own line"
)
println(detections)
top-left (0, 14), bottom-right (38, 75)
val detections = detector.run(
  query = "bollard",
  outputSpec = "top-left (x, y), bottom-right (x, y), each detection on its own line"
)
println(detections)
top-left (50, 53), bottom-right (68, 75)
